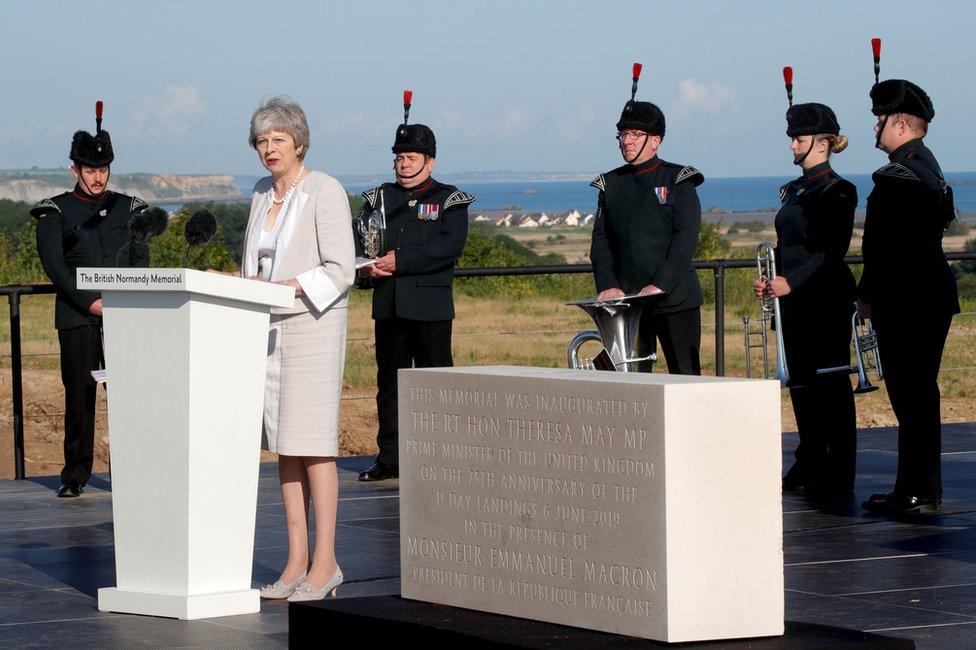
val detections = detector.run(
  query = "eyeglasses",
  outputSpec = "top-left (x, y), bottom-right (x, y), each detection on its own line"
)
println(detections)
top-left (616, 130), bottom-right (648, 142)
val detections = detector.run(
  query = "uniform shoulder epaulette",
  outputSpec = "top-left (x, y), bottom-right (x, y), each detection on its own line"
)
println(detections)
top-left (29, 198), bottom-right (61, 219)
top-left (874, 162), bottom-right (921, 182)
top-left (590, 174), bottom-right (606, 192)
top-left (675, 165), bottom-right (704, 187)
top-left (129, 195), bottom-right (148, 214)
top-left (779, 181), bottom-right (793, 202)
top-left (361, 186), bottom-right (383, 207)
top-left (444, 190), bottom-right (475, 210)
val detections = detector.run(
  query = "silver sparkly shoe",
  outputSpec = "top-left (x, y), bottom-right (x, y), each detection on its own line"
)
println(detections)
top-left (259, 571), bottom-right (307, 599)
top-left (287, 565), bottom-right (343, 602)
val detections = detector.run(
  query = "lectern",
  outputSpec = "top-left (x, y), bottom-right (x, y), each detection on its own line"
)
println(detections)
top-left (77, 268), bottom-right (294, 619)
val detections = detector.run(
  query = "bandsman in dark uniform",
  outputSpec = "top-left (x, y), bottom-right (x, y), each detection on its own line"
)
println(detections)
top-left (589, 63), bottom-right (704, 374)
top-left (357, 91), bottom-right (473, 482)
top-left (754, 68), bottom-right (858, 501)
top-left (32, 102), bottom-right (151, 497)
top-left (859, 40), bottom-right (959, 515)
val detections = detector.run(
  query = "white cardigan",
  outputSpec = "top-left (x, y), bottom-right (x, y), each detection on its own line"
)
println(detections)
top-left (242, 171), bottom-right (356, 315)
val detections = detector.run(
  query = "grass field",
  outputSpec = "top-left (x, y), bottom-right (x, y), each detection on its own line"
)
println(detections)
top-left (1, 280), bottom-right (973, 479)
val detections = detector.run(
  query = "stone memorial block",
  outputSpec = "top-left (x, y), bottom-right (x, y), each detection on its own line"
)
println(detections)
top-left (399, 366), bottom-right (783, 643)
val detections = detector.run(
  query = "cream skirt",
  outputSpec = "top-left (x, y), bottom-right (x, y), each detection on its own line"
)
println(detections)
top-left (263, 307), bottom-right (347, 456)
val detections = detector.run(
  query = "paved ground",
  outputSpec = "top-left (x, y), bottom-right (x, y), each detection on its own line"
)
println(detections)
top-left (1, 425), bottom-right (976, 647)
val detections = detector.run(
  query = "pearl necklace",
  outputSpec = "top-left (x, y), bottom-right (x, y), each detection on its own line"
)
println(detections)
top-left (272, 164), bottom-right (305, 205)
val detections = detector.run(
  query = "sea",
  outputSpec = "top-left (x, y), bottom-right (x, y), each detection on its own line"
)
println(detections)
top-left (172, 172), bottom-right (976, 219)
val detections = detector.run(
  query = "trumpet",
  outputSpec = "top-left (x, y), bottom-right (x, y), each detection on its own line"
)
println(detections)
top-left (816, 302), bottom-right (883, 394)
top-left (566, 293), bottom-right (663, 372)
top-left (756, 242), bottom-right (790, 387)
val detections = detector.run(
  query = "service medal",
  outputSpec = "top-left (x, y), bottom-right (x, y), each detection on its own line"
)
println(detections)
top-left (417, 204), bottom-right (440, 221)
top-left (653, 187), bottom-right (668, 204)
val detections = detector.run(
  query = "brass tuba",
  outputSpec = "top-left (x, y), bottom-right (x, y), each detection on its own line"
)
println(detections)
top-left (756, 242), bottom-right (790, 387)
top-left (566, 293), bottom-right (663, 371)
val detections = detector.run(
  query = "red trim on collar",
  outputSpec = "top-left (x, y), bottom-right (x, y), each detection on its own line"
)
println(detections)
top-left (409, 179), bottom-right (434, 194)
top-left (72, 190), bottom-right (105, 203)
top-left (805, 168), bottom-right (832, 182)
top-left (635, 161), bottom-right (662, 175)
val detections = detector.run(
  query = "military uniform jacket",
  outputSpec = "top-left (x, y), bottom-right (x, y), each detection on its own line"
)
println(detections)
top-left (589, 156), bottom-right (704, 314)
top-left (775, 162), bottom-right (857, 381)
top-left (33, 187), bottom-right (150, 329)
top-left (858, 139), bottom-right (960, 317)
top-left (359, 178), bottom-right (473, 321)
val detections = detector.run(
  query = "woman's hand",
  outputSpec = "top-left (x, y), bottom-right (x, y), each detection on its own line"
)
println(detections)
top-left (279, 278), bottom-right (303, 297)
top-left (753, 276), bottom-right (769, 299)
top-left (768, 276), bottom-right (791, 297)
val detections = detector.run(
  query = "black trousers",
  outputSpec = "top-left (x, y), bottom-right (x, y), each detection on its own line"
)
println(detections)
top-left (375, 317), bottom-right (453, 467)
top-left (57, 325), bottom-right (103, 487)
top-left (788, 376), bottom-right (857, 493)
top-left (636, 307), bottom-right (701, 374)
top-left (874, 310), bottom-right (953, 499)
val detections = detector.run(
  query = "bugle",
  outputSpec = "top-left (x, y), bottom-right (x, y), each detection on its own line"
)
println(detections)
top-left (815, 301), bottom-right (883, 394)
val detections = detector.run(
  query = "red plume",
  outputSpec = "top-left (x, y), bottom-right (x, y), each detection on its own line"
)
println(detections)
top-left (782, 66), bottom-right (794, 107)
top-left (95, 100), bottom-right (104, 119)
top-left (871, 37), bottom-right (882, 83)
top-left (402, 90), bottom-right (412, 125)
top-left (629, 62), bottom-right (643, 101)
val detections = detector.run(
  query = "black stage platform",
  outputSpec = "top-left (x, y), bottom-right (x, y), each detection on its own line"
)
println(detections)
top-left (1, 424), bottom-right (976, 647)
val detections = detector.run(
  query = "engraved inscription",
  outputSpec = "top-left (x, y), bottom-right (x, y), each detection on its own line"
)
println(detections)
top-left (401, 373), bottom-right (668, 633)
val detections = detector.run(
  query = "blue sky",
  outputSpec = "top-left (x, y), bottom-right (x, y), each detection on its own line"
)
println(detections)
top-left (2, 0), bottom-right (973, 177)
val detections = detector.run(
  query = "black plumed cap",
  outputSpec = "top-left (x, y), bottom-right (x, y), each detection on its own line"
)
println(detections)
top-left (786, 103), bottom-right (840, 137)
top-left (392, 123), bottom-right (436, 157)
top-left (69, 130), bottom-right (114, 167)
top-left (616, 101), bottom-right (665, 137)
top-left (870, 79), bottom-right (934, 122)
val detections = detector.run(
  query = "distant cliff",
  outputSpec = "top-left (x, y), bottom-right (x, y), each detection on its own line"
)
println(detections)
top-left (0, 169), bottom-right (243, 204)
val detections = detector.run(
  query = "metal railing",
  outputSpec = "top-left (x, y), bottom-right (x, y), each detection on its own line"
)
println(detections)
top-left (4, 252), bottom-right (975, 479)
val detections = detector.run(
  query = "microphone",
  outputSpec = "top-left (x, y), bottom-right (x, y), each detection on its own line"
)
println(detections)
top-left (116, 206), bottom-right (170, 266)
top-left (183, 209), bottom-right (217, 267)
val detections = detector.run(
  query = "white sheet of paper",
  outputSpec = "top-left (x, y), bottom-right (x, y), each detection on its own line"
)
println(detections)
top-left (91, 369), bottom-right (107, 384)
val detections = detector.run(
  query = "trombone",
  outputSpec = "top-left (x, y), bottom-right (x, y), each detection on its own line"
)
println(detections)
top-left (816, 302), bottom-right (883, 394)
top-left (755, 242), bottom-right (790, 387)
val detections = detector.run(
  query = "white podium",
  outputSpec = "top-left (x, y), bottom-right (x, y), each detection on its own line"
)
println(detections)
top-left (77, 268), bottom-right (294, 620)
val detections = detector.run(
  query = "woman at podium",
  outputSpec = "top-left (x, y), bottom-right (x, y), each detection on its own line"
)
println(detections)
top-left (242, 96), bottom-right (356, 601)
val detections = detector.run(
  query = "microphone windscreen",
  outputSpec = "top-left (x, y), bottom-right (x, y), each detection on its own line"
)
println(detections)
top-left (146, 206), bottom-right (169, 238)
top-left (127, 211), bottom-right (150, 244)
top-left (184, 209), bottom-right (217, 247)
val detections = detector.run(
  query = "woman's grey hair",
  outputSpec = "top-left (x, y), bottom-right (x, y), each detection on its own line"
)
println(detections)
top-left (248, 95), bottom-right (310, 160)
